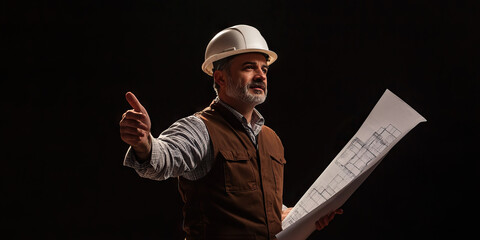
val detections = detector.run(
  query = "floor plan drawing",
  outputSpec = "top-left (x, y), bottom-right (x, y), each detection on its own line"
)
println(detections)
top-left (277, 89), bottom-right (426, 240)
top-left (283, 124), bottom-right (402, 228)
top-left (336, 124), bottom-right (401, 177)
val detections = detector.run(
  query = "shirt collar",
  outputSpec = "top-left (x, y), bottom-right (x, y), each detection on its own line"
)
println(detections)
top-left (215, 97), bottom-right (265, 130)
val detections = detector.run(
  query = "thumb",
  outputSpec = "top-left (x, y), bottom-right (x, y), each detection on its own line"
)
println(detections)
top-left (125, 92), bottom-right (145, 112)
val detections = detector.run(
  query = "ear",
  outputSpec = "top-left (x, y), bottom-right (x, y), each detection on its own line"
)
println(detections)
top-left (213, 70), bottom-right (226, 88)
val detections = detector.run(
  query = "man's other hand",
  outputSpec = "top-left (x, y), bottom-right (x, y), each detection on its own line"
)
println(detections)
top-left (315, 209), bottom-right (343, 230)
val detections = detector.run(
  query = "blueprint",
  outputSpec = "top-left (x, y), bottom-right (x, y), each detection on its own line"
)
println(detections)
top-left (277, 89), bottom-right (427, 240)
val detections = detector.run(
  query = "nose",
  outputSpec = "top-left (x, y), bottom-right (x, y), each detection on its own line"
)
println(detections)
top-left (254, 67), bottom-right (267, 82)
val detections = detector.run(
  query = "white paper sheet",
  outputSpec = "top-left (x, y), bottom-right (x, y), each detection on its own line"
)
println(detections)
top-left (277, 89), bottom-right (426, 240)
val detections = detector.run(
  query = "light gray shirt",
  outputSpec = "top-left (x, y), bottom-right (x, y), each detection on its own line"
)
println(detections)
top-left (123, 98), bottom-right (265, 181)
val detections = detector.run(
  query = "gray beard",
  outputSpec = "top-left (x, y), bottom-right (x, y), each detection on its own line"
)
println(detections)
top-left (225, 76), bottom-right (267, 106)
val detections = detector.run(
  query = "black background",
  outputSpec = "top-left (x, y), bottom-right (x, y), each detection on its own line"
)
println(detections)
top-left (3, 0), bottom-right (478, 239)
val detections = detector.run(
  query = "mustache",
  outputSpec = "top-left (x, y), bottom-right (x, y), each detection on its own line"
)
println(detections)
top-left (248, 82), bottom-right (266, 90)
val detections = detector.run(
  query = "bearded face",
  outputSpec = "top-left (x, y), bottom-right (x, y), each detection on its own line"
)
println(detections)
top-left (222, 53), bottom-right (269, 107)
top-left (225, 73), bottom-right (267, 105)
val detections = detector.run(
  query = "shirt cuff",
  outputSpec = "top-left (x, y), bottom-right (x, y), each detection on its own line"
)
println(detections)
top-left (123, 133), bottom-right (156, 170)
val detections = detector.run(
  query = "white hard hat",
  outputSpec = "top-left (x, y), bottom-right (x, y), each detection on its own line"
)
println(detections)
top-left (201, 24), bottom-right (278, 76)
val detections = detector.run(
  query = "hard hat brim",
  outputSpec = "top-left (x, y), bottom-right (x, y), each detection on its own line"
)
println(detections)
top-left (201, 49), bottom-right (277, 76)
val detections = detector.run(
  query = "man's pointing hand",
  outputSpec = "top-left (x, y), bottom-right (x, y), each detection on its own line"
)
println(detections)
top-left (120, 92), bottom-right (152, 161)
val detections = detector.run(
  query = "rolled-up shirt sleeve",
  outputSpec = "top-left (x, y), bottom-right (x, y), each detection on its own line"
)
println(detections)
top-left (123, 115), bottom-right (210, 181)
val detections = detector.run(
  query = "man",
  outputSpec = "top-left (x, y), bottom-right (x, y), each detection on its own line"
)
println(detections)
top-left (120, 24), bottom-right (342, 239)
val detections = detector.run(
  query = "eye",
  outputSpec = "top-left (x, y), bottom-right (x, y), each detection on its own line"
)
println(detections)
top-left (242, 65), bottom-right (255, 72)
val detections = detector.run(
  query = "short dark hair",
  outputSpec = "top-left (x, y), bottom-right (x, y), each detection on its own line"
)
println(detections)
top-left (212, 55), bottom-right (235, 73)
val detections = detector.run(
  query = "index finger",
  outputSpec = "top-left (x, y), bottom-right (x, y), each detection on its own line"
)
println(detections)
top-left (125, 92), bottom-right (144, 112)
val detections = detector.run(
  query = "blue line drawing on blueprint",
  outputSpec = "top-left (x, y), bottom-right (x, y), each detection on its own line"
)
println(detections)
top-left (284, 124), bottom-right (402, 226)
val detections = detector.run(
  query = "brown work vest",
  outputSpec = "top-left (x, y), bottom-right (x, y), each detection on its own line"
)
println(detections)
top-left (178, 101), bottom-right (286, 240)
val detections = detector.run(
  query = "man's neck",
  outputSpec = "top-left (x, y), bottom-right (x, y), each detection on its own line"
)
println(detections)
top-left (218, 96), bottom-right (255, 124)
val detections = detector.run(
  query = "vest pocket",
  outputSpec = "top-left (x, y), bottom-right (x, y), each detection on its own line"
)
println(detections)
top-left (220, 150), bottom-right (257, 193)
top-left (270, 153), bottom-right (286, 194)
